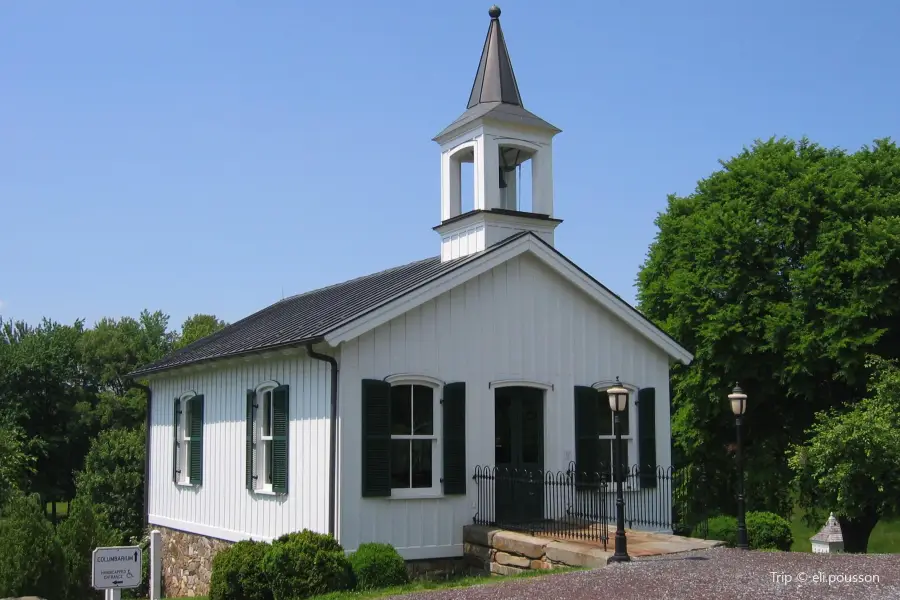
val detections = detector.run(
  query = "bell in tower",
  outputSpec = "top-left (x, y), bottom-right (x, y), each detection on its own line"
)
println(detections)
top-left (432, 5), bottom-right (562, 262)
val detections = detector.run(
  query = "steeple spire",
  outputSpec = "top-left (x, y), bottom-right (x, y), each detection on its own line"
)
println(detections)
top-left (467, 6), bottom-right (523, 108)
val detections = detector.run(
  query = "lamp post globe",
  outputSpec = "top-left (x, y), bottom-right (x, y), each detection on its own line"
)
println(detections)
top-left (607, 377), bottom-right (631, 564)
top-left (729, 383), bottom-right (749, 550)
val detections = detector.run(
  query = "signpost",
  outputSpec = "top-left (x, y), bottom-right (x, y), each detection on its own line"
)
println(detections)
top-left (93, 545), bottom-right (142, 600)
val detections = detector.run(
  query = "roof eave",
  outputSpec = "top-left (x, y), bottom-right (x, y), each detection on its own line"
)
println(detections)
top-left (127, 335), bottom-right (328, 380)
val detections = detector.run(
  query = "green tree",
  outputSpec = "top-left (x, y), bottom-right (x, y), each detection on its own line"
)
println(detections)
top-left (174, 313), bottom-right (227, 350)
top-left (0, 424), bottom-right (38, 508)
top-left (79, 311), bottom-right (173, 397)
top-left (57, 496), bottom-right (118, 600)
top-left (75, 425), bottom-right (146, 543)
top-left (0, 317), bottom-right (93, 502)
top-left (637, 137), bottom-right (900, 516)
top-left (0, 492), bottom-right (66, 599)
top-left (788, 355), bottom-right (900, 552)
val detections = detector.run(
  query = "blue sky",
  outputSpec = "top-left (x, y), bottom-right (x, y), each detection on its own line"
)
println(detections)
top-left (2, 0), bottom-right (899, 331)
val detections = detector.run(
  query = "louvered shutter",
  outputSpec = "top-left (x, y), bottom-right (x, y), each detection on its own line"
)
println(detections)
top-left (574, 386), bottom-right (601, 488)
top-left (189, 395), bottom-right (204, 485)
top-left (637, 387), bottom-right (657, 488)
top-left (362, 379), bottom-right (391, 497)
top-left (246, 389), bottom-right (255, 491)
top-left (272, 385), bottom-right (289, 494)
top-left (173, 397), bottom-right (181, 483)
top-left (442, 382), bottom-right (466, 495)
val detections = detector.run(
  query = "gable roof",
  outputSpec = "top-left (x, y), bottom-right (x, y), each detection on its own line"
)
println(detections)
top-left (128, 233), bottom-right (528, 377)
top-left (131, 232), bottom-right (692, 378)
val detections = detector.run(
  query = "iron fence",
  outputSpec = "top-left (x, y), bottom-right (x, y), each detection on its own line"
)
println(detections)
top-left (473, 465), bottom-right (611, 549)
top-left (472, 463), bottom-right (709, 549)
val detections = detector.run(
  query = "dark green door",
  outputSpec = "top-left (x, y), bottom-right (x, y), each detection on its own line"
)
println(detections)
top-left (494, 386), bottom-right (544, 524)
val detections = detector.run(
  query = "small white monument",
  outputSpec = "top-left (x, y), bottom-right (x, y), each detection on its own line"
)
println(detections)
top-left (810, 512), bottom-right (844, 553)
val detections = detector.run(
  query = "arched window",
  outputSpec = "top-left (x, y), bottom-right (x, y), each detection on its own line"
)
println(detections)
top-left (174, 391), bottom-right (204, 486)
top-left (385, 376), bottom-right (442, 498)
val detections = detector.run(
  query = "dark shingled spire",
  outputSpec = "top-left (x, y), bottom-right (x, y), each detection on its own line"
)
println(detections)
top-left (467, 6), bottom-right (523, 108)
top-left (433, 6), bottom-right (559, 140)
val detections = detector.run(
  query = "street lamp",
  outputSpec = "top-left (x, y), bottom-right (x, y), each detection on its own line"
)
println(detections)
top-left (728, 383), bottom-right (749, 550)
top-left (607, 377), bottom-right (631, 563)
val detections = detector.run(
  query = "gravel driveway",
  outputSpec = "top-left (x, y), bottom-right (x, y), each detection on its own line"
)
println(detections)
top-left (395, 548), bottom-right (900, 600)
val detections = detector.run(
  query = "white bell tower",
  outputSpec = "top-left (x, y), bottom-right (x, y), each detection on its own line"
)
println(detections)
top-left (433, 5), bottom-right (563, 262)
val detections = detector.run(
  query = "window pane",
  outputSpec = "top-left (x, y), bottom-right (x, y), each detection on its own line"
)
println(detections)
top-left (391, 440), bottom-right (411, 488)
top-left (619, 405), bottom-right (630, 436)
top-left (599, 391), bottom-right (612, 436)
top-left (413, 385), bottom-right (433, 435)
top-left (262, 391), bottom-right (272, 437)
top-left (411, 440), bottom-right (433, 488)
top-left (599, 441), bottom-right (612, 480)
top-left (266, 441), bottom-right (273, 484)
top-left (391, 385), bottom-right (412, 435)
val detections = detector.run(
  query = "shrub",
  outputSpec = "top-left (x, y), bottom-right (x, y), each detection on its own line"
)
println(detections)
top-left (75, 425), bottom-right (146, 543)
top-left (746, 511), bottom-right (793, 551)
top-left (0, 492), bottom-right (66, 600)
top-left (693, 512), bottom-right (793, 551)
top-left (262, 530), bottom-right (353, 600)
top-left (57, 496), bottom-right (119, 600)
top-left (698, 515), bottom-right (737, 547)
top-left (349, 543), bottom-right (408, 590)
top-left (210, 540), bottom-right (273, 600)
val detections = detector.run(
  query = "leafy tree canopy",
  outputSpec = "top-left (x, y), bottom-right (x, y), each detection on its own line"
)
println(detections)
top-left (174, 313), bottom-right (227, 350)
top-left (637, 137), bottom-right (900, 515)
top-left (788, 355), bottom-right (900, 552)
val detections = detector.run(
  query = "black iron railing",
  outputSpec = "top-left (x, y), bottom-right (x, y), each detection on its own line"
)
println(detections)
top-left (473, 465), bottom-right (611, 549)
top-left (472, 463), bottom-right (709, 548)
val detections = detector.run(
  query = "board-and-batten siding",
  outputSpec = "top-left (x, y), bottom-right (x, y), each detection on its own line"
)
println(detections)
top-left (337, 252), bottom-right (672, 559)
top-left (148, 354), bottom-right (330, 542)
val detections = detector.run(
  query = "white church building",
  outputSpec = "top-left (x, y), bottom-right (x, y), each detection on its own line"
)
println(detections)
top-left (133, 5), bottom-right (692, 593)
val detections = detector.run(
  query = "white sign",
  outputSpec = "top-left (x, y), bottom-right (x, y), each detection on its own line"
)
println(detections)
top-left (92, 546), bottom-right (142, 590)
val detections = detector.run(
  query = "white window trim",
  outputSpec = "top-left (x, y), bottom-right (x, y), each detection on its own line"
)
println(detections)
top-left (176, 391), bottom-right (196, 487)
top-left (253, 381), bottom-right (279, 494)
top-left (489, 379), bottom-right (554, 391)
top-left (387, 377), bottom-right (442, 499)
top-left (593, 382), bottom-right (638, 491)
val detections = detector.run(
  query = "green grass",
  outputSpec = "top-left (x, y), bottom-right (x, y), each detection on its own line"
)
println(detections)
top-left (315, 568), bottom-right (577, 600)
top-left (159, 567), bottom-right (577, 600)
top-left (789, 509), bottom-right (900, 553)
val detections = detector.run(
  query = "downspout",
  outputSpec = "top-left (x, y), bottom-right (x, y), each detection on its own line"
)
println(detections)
top-left (132, 380), bottom-right (152, 529)
top-left (306, 343), bottom-right (339, 538)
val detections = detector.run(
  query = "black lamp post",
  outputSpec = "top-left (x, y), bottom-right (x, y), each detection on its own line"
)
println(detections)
top-left (729, 383), bottom-right (749, 550)
top-left (607, 377), bottom-right (631, 564)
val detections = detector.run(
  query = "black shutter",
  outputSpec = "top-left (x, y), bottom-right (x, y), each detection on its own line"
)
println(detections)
top-left (173, 397), bottom-right (181, 483)
top-left (362, 379), bottom-right (391, 497)
top-left (189, 395), bottom-right (204, 485)
top-left (442, 382), bottom-right (466, 495)
top-left (246, 389), bottom-right (255, 491)
top-left (272, 385), bottom-right (289, 494)
top-left (637, 387), bottom-right (657, 488)
top-left (574, 386), bottom-right (601, 487)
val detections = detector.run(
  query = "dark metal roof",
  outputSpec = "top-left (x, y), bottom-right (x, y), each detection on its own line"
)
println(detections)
top-left (129, 232), bottom-right (529, 377)
top-left (467, 6), bottom-right (522, 109)
top-left (433, 7), bottom-right (560, 140)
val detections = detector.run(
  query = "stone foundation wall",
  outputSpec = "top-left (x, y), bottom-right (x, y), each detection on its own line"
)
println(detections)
top-left (463, 525), bottom-right (611, 575)
top-left (406, 557), bottom-right (475, 580)
top-left (158, 525), bottom-right (232, 597)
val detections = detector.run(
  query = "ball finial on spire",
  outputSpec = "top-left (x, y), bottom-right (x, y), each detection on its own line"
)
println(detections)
top-left (489, 5), bottom-right (501, 19)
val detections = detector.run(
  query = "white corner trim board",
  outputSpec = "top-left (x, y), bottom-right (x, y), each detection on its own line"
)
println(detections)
top-left (324, 234), bottom-right (693, 365)
top-left (489, 379), bottom-right (554, 391)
